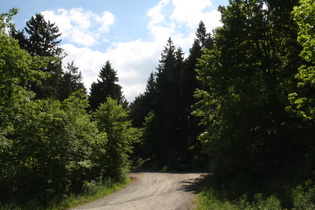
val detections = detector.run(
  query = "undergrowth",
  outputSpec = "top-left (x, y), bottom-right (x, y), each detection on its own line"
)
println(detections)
top-left (196, 174), bottom-right (315, 209)
top-left (0, 176), bottom-right (131, 210)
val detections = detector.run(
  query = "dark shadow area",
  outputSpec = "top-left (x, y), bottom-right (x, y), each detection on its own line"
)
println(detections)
top-left (178, 177), bottom-right (204, 194)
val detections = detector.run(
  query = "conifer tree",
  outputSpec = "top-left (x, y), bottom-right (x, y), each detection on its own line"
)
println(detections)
top-left (59, 61), bottom-right (86, 101)
top-left (140, 38), bottom-right (185, 166)
top-left (180, 21), bottom-right (214, 165)
top-left (24, 13), bottom-right (62, 56)
top-left (11, 13), bottom-right (64, 100)
top-left (89, 61), bottom-right (124, 111)
top-left (130, 72), bottom-right (157, 128)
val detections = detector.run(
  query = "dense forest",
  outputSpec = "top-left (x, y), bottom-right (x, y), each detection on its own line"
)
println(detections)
top-left (0, 9), bottom-right (139, 207)
top-left (1, 0), bottom-right (315, 208)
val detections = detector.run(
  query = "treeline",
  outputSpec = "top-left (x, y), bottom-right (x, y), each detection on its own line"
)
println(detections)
top-left (194, 0), bottom-right (315, 205)
top-left (1, 0), bottom-right (315, 208)
top-left (0, 9), bottom-right (139, 206)
top-left (129, 23), bottom-right (212, 169)
top-left (131, 0), bottom-right (315, 208)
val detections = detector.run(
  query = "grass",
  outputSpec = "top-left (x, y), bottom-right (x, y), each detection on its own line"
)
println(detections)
top-left (49, 177), bottom-right (132, 210)
top-left (195, 174), bottom-right (315, 210)
top-left (0, 176), bottom-right (132, 210)
top-left (196, 190), bottom-right (282, 210)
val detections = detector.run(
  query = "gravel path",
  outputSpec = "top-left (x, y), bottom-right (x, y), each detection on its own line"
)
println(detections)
top-left (72, 172), bottom-right (204, 210)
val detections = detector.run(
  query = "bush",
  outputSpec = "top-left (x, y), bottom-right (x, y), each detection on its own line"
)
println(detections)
top-left (292, 180), bottom-right (315, 209)
top-left (247, 194), bottom-right (282, 210)
top-left (82, 177), bottom-right (113, 196)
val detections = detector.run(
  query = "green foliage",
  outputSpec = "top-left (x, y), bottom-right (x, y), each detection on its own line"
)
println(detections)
top-left (24, 13), bottom-right (62, 57)
top-left (60, 176), bottom-right (130, 210)
top-left (248, 194), bottom-right (282, 210)
top-left (134, 37), bottom-right (206, 168)
top-left (89, 61), bottom-right (124, 111)
top-left (0, 34), bottom-right (48, 106)
top-left (292, 180), bottom-right (315, 209)
top-left (82, 178), bottom-right (112, 196)
top-left (0, 8), bottom-right (139, 209)
top-left (198, 192), bottom-right (282, 210)
top-left (287, 0), bottom-right (315, 121)
top-left (197, 175), bottom-right (315, 209)
top-left (0, 91), bottom-right (107, 199)
top-left (141, 111), bottom-right (158, 164)
top-left (23, 13), bottom-right (64, 100)
top-left (95, 97), bottom-right (140, 180)
top-left (0, 33), bottom-right (49, 171)
top-left (59, 61), bottom-right (86, 101)
top-left (10, 12), bottom-right (85, 101)
top-left (293, 0), bottom-right (315, 63)
top-left (151, 38), bottom-right (185, 165)
top-left (192, 0), bottom-right (315, 208)
top-left (0, 176), bottom-right (131, 210)
top-left (0, 8), bottom-right (18, 34)
top-left (193, 0), bottom-right (303, 177)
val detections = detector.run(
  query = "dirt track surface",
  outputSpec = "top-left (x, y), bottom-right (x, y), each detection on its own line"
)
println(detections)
top-left (73, 172), bottom-right (204, 210)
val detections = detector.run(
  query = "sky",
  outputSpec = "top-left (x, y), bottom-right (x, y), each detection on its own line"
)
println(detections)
top-left (2, 0), bottom-right (229, 101)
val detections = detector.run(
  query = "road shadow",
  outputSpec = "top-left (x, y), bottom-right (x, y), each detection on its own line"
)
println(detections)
top-left (179, 176), bottom-right (204, 194)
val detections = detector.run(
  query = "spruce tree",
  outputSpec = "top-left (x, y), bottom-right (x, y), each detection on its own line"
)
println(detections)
top-left (24, 13), bottom-right (62, 57)
top-left (11, 13), bottom-right (64, 100)
top-left (89, 61), bottom-right (124, 111)
top-left (180, 21), bottom-right (214, 166)
top-left (142, 38), bottom-right (185, 166)
top-left (130, 73), bottom-right (157, 128)
top-left (59, 61), bottom-right (86, 101)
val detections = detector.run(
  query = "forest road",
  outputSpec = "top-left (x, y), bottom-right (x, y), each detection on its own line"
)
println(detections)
top-left (72, 172), bottom-right (204, 210)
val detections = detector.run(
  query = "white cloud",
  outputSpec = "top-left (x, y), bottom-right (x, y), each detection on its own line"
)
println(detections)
top-left (201, 9), bottom-right (222, 32)
top-left (147, 0), bottom-right (170, 25)
top-left (67, 8), bottom-right (92, 29)
top-left (67, 28), bottom-right (100, 46)
top-left (169, 0), bottom-right (222, 34)
top-left (41, 8), bottom-right (114, 47)
top-left (48, 1), bottom-right (223, 101)
top-left (146, 0), bottom-right (222, 53)
top-left (62, 40), bottom-right (161, 100)
top-left (96, 11), bottom-right (115, 32)
top-left (61, 44), bottom-right (104, 88)
top-left (171, 0), bottom-right (213, 29)
top-left (147, 0), bottom-right (174, 43)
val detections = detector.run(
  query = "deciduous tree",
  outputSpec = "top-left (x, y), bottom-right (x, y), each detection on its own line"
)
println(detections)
top-left (95, 97), bottom-right (140, 180)
top-left (194, 0), bottom-right (301, 176)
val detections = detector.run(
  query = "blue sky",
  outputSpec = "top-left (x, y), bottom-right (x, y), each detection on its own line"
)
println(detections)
top-left (2, 0), bottom-right (228, 101)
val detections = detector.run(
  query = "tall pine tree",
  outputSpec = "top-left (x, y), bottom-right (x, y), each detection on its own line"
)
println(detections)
top-left (140, 38), bottom-right (185, 167)
top-left (89, 61), bottom-right (124, 111)
top-left (131, 29), bottom-right (215, 168)
top-left (181, 21), bottom-right (214, 166)
top-left (11, 13), bottom-right (64, 100)
top-left (59, 61), bottom-right (86, 101)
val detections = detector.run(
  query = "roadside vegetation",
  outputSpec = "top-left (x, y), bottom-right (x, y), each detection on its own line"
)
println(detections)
top-left (196, 174), bottom-right (315, 209)
top-left (0, 176), bottom-right (131, 210)
top-left (0, 9), bottom-right (138, 209)
top-left (195, 0), bottom-right (315, 209)
top-left (1, 0), bottom-right (315, 209)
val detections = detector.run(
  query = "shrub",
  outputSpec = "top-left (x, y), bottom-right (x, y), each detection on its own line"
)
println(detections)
top-left (292, 180), bottom-right (315, 209)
